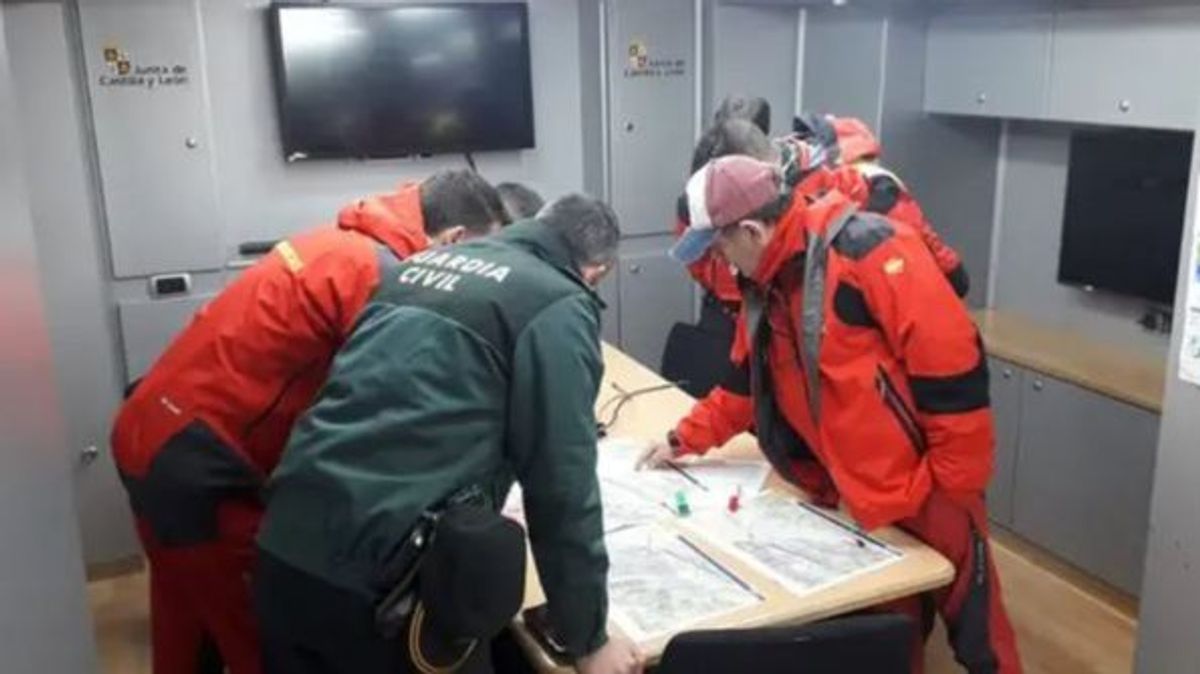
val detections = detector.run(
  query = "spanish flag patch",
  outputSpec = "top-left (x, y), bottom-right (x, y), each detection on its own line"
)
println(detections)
top-left (275, 240), bottom-right (304, 273)
top-left (883, 257), bottom-right (905, 275)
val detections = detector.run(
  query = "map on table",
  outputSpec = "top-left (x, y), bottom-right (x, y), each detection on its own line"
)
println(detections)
top-left (502, 437), bottom-right (771, 533)
top-left (606, 524), bottom-right (763, 642)
top-left (597, 437), bottom-right (771, 512)
top-left (686, 492), bottom-right (902, 597)
top-left (501, 475), bottom-right (670, 534)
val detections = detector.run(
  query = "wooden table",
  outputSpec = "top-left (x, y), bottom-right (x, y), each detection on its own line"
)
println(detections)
top-left (510, 344), bottom-right (955, 671)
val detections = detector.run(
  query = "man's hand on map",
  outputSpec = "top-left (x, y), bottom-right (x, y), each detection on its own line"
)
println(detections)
top-left (576, 634), bottom-right (645, 674)
top-left (634, 440), bottom-right (674, 471)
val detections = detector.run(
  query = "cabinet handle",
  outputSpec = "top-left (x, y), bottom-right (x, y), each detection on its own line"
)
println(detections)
top-left (1032, 379), bottom-right (1045, 392)
top-left (628, 264), bottom-right (641, 274)
top-left (80, 444), bottom-right (100, 466)
top-left (1002, 368), bottom-right (1013, 380)
top-left (976, 92), bottom-right (987, 105)
top-left (624, 121), bottom-right (635, 133)
top-left (185, 137), bottom-right (200, 149)
top-left (1118, 99), bottom-right (1132, 113)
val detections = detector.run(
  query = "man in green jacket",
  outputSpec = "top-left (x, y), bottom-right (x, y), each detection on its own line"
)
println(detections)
top-left (253, 195), bottom-right (642, 674)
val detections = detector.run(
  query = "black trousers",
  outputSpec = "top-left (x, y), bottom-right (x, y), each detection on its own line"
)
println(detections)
top-left (254, 552), bottom-right (494, 674)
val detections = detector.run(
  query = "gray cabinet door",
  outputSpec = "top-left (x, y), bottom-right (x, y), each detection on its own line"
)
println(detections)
top-left (617, 246), bottom-right (694, 372)
top-left (924, 13), bottom-right (1052, 119)
top-left (1049, 7), bottom-right (1200, 130)
top-left (607, 0), bottom-right (695, 236)
top-left (118, 295), bottom-right (213, 381)
top-left (79, 0), bottom-right (224, 278)
top-left (1013, 374), bottom-right (1159, 594)
top-left (987, 358), bottom-right (1023, 527)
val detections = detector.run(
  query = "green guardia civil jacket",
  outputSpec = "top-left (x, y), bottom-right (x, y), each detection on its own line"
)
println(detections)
top-left (258, 220), bottom-right (609, 656)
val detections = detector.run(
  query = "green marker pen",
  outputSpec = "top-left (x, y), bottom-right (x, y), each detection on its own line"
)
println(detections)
top-left (675, 490), bottom-right (691, 517)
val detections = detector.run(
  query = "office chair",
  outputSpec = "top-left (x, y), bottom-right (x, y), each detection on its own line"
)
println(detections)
top-left (660, 321), bottom-right (734, 398)
top-left (661, 292), bottom-right (742, 399)
top-left (656, 614), bottom-right (913, 674)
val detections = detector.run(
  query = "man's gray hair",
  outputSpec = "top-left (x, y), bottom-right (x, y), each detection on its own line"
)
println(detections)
top-left (496, 182), bottom-right (545, 222)
top-left (537, 194), bottom-right (621, 269)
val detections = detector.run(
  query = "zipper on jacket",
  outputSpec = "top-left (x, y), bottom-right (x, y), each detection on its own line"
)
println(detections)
top-left (876, 365), bottom-right (927, 456)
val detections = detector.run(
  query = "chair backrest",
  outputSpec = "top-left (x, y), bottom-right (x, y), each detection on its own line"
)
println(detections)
top-left (657, 615), bottom-right (913, 674)
top-left (660, 322), bottom-right (733, 399)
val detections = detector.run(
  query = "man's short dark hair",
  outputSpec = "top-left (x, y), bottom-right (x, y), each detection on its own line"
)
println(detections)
top-left (420, 170), bottom-right (509, 235)
top-left (690, 119), bottom-right (775, 172)
top-left (537, 194), bottom-right (620, 269)
top-left (714, 94), bottom-right (771, 135)
top-left (495, 182), bottom-right (545, 222)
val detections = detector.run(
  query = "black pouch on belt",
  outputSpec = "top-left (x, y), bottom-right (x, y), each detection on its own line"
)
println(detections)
top-left (374, 486), bottom-right (527, 645)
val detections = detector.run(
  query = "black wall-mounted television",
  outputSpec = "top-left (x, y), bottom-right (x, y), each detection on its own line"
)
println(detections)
top-left (269, 3), bottom-right (534, 161)
top-left (1058, 128), bottom-right (1192, 306)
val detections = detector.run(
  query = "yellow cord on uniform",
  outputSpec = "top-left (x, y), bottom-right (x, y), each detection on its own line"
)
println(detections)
top-left (407, 602), bottom-right (477, 674)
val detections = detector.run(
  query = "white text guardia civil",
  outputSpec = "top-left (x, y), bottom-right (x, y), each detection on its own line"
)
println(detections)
top-left (398, 250), bottom-right (513, 292)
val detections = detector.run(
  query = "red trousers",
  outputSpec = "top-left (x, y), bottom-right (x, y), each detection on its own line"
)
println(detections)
top-left (881, 490), bottom-right (1022, 674)
top-left (138, 500), bottom-right (264, 674)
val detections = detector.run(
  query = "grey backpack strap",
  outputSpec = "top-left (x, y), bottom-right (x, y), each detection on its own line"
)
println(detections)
top-left (799, 204), bottom-right (859, 424)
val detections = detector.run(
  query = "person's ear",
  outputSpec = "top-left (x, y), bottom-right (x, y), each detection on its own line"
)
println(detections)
top-left (738, 219), bottom-right (768, 243)
top-left (580, 262), bottom-right (611, 288)
top-left (432, 225), bottom-right (468, 247)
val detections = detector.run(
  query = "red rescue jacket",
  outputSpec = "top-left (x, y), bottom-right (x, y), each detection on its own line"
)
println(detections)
top-left (112, 184), bottom-right (429, 479)
top-left (784, 120), bottom-right (969, 297)
top-left (675, 189), bottom-right (993, 530)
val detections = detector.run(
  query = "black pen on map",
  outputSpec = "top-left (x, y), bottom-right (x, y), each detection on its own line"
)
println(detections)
top-left (665, 460), bottom-right (709, 491)
top-left (676, 535), bottom-right (764, 600)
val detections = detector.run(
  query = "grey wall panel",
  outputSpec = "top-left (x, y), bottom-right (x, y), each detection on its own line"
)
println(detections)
top-left (578, 0), bottom-right (605, 199)
top-left (992, 122), bottom-right (1172, 355)
top-left (617, 236), bottom-right (695, 371)
top-left (6, 2), bottom-right (138, 566)
top-left (712, 3), bottom-right (798, 137)
top-left (606, 0), bottom-right (696, 236)
top-left (201, 0), bottom-right (586, 250)
top-left (78, 0), bottom-right (225, 278)
top-left (0, 9), bottom-right (99, 670)
top-left (118, 295), bottom-right (214, 381)
top-left (800, 8), bottom-right (884, 129)
top-left (877, 12), bottom-right (998, 308)
top-left (1135, 96), bottom-right (1200, 674)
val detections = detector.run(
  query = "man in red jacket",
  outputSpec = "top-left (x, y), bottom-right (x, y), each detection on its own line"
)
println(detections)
top-left (111, 170), bottom-right (507, 674)
top-left (641, 156), bottom-right (1021, 674)
top-left (789, 112), bottom-right (969, 297)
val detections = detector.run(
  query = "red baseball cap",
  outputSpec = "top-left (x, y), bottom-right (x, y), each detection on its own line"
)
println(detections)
top-left (670, 155), bottom-right (782, 265)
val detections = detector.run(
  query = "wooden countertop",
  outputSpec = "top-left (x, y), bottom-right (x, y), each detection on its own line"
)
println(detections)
top-left (511, 344), bottom-right (954, 671)
top-left (974, 310), bottom-right (1166, 413)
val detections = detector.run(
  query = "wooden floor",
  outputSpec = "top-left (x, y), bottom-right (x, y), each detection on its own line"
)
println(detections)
top-left (88, 533), bottom-right (1137, 674)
